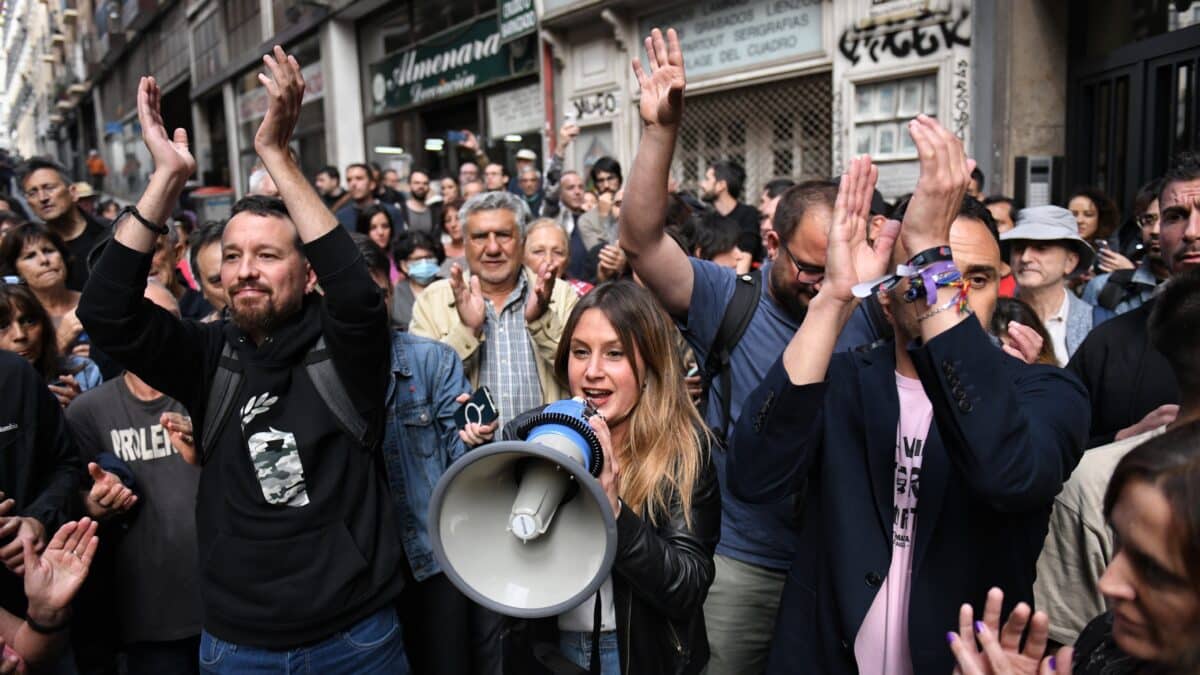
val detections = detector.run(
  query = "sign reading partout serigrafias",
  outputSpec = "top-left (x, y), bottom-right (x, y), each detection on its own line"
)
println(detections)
top-left (369, 14), bottom-right (537, 115)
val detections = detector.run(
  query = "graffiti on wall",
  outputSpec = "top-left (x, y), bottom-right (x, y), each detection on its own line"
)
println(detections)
top-left (838, 8), bottom-right (970, 66)
top-left (952, 58), bottom-right (970, 140)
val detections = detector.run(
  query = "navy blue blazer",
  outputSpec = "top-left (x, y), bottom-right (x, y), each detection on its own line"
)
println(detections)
top-left (728, 318), bottom-right (1089, 674)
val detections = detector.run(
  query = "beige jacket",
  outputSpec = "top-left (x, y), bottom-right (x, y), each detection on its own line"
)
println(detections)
top-left (409, 266), bottom-right (578, 404)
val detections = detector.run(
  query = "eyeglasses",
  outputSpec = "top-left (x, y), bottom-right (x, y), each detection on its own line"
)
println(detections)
top-left (779, 245), bottom-right (824, 283)
top-left (1137, 213), bottom-right (1159, 228)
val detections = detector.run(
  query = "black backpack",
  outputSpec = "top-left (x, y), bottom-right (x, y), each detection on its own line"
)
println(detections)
top-left (702, 271), bottom-right (761, 439)
top-left (199, 336), bottom-right (371, 464)
top-left (1096, 269), bottom-right (1140, 311)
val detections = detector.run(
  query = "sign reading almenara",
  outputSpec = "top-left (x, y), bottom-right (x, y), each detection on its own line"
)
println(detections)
top-left (370, 14), bottom-right (536, 114)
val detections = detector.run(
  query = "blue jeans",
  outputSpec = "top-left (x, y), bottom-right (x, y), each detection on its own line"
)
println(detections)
top-left (559, 630), bottom-right (619, 675)
top-left (198, 607), bottom-right (408, 674)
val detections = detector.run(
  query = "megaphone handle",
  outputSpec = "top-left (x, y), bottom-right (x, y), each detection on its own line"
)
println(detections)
top-left (588, 591), bottom-right (602, 675)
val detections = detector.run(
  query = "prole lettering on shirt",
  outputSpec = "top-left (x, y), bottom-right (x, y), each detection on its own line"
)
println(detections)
top-left (110, 423), bottom-right (178, 462)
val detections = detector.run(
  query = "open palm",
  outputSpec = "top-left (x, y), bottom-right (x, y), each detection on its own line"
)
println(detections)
top-left (137, 77), bottom-right (196, 178)
top-left (824, 156), bottom-right (895, 302)
top-left (24, 519), bottom-right (98, 616)
top-left (632, 28), bottom-right (686, 128)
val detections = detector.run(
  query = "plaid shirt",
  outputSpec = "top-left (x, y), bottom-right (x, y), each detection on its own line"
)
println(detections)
top-left (478, 273), bottom-right (544, 427)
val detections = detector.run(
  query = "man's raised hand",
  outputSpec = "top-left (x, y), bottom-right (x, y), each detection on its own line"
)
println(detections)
top-left (449, 264), bottom-right (486, 335)
top-left (137, 77), bottom-right (195, 181)
top-left (901, 115), bottom-right (974, 252)
top-left (254, 46), bottom-right (305, 161)
top-left (821, 155), bottom-right (891, 303)
top-left (24, 519), bottom-right (99, 628)
top-left (632, 28), bottom-right (686, 129)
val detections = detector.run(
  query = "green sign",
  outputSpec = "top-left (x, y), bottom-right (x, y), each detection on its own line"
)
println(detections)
top-left (369, 15), bottom-right (536, 114)
top-left (498, 0), bottom-right (537, 43)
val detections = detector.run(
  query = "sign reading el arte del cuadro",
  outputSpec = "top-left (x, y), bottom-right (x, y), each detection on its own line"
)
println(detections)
top-left (370, 15), bottom-right (536, 114)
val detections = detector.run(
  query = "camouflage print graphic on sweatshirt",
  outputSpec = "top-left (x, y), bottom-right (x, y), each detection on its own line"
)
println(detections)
top-left (246, 427), bottom-right (310, 507)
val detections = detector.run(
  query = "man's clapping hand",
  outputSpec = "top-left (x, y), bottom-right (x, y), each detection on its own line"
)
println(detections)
top-left (0, 496), bottom-right (45, 577)
top-left (83, 463), bottom-right (137, 520)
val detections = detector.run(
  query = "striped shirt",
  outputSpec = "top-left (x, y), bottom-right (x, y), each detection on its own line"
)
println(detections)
top-left (478, 273), bottom-right (544, 427)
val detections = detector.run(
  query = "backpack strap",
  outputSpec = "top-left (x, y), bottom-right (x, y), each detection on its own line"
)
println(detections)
top-left (703, 271), bottom-right (762, 439)
top-left (200, 341), bottom-right (243, 465)
top-left (1097, 269), bottom-right (1137, 311)
top-left (304, 336), bottom-right (373, 448)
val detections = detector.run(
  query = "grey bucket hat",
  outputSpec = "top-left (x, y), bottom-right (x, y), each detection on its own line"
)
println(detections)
top-left (999, 205), bottom-right (1096, 275)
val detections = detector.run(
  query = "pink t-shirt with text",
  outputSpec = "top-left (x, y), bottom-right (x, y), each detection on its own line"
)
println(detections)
top-left (854, 372), bottom-right (933, 675)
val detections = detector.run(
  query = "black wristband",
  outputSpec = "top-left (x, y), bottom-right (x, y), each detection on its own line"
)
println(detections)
top-left (905, 245), bottom-right (953, 269)
top-left (25, 614), bottom-right (69, 634)
top-left (118, 205), bottom-right (169, 236)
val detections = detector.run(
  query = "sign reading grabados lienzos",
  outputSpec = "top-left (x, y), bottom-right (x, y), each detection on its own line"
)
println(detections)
top-left (370, 15), bottom-right (536, 114)
top-left (498, 0), bottom-right (537, 43)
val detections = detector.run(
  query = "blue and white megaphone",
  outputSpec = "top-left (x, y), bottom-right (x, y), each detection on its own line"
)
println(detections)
top-left (428, 398), bottom-right (618, 618)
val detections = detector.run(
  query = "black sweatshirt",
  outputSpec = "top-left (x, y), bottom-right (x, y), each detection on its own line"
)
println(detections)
top-left (78, 227), bottom-right (402, 649)
top-left (0, 351), bottom-right (81, 616)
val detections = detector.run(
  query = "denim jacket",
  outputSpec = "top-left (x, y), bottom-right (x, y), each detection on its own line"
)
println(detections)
top-left (382, 330), bottom-right (471, 581)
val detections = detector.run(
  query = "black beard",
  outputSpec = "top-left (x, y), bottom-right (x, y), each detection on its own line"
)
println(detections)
top-left (229, 297), bottom-right (284, 340)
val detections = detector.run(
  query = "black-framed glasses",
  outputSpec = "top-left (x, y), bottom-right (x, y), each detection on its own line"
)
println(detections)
top-left (1137, 213), bottom-right (1159, 229)
top-left (779, 245), bottom-right (825, 283)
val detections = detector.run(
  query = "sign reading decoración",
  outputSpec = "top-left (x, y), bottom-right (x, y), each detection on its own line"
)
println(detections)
top-left (370, 15), bottom-right (537, 115)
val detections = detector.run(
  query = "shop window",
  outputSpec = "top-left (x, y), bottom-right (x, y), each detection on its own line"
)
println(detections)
top-left (673, 73), bottom-right (832, 199)
top-left (192, 9), bottom-right (225, 85)
top-left (852, 74), bottom-right (937, 162)
top-left (223, 0), bottom-right (261, 65)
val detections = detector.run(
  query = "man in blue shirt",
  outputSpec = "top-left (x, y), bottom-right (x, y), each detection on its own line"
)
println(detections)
top-left (620, 29), bottom-right (838, 673)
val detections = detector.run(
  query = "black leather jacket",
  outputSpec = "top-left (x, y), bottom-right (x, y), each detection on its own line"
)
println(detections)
top-left (501, 408), bottom-right (721, 675)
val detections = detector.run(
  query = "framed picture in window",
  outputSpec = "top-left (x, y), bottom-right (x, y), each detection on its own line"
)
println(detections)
top-left (855, 125), bottom-right (874, 155)
top-left (898, 79), bottom-right (923, 117)
top-left (875, 123), bottom-right (897, 156)
top-left (875, 83), bottom-right (897, 117)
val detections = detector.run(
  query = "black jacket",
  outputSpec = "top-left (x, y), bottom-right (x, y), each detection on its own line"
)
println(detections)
top-left (0, 351), bottom-right (81, 615)
top-left (729, 319), bottom-right (1089, 674)
top-left (78, 228), bottom-right (401, 649)
top-left (501, 407), bottom-right (720, 675)
top-left (1066, 300), bottom-right (1179, 448)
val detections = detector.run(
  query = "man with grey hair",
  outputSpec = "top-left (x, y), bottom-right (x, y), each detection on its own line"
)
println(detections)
top-left (411, 191), bottom-right (578, 426)
top-left (1001, 205), bottom-right (1098, 365)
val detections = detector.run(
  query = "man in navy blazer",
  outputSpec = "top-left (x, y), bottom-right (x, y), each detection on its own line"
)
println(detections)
top-left (728, 118), bottom-right (1089, 674)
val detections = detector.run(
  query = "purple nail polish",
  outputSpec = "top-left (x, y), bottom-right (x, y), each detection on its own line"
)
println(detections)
top-left (974, 620), bottom-right (986, 634)
top-left (1049, 656), bottom-right (1057, 671)
top-left (945, 632), bottom-right (956, 644)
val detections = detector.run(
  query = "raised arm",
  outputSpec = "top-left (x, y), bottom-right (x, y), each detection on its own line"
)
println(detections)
top-left (780, 155), bottom-right (896, 385)
top-left (111, 76), bottom-right (196, 253)
top-left (78, 77), bottom-right (211, 410)
top-left (619, 28), bottom-right (693, 317)
top-left (254, 46), bottom-right (338, 244)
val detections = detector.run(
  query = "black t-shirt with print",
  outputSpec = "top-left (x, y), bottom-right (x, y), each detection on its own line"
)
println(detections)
top-left (67, 376), bottom-right (202, 644)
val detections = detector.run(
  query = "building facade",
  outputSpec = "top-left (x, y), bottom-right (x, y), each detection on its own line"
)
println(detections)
top-left (4, 0), bottom-right (1196, 219)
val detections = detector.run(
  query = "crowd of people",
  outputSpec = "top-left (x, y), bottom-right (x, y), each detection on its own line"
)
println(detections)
top-left (0, 26), bottom-right (1197, 675)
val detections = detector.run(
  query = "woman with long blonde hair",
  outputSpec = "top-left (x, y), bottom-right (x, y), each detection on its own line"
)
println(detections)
top-left (501, 280), bottom-right (719, 674)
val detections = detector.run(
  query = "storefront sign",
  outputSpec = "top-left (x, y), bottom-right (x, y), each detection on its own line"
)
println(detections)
top-left (639, 0), bottom-right (823, 82)
top-left (568, 89), bottom-right (620, 123)
top-left (498, 0), bottom-right (536, 43)
top-left (487, 83), bottom-right (543, 139)
top-left (236, 62), bottom-right (324, 122)
top-left (370, 15), bottom-right (536, 114)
